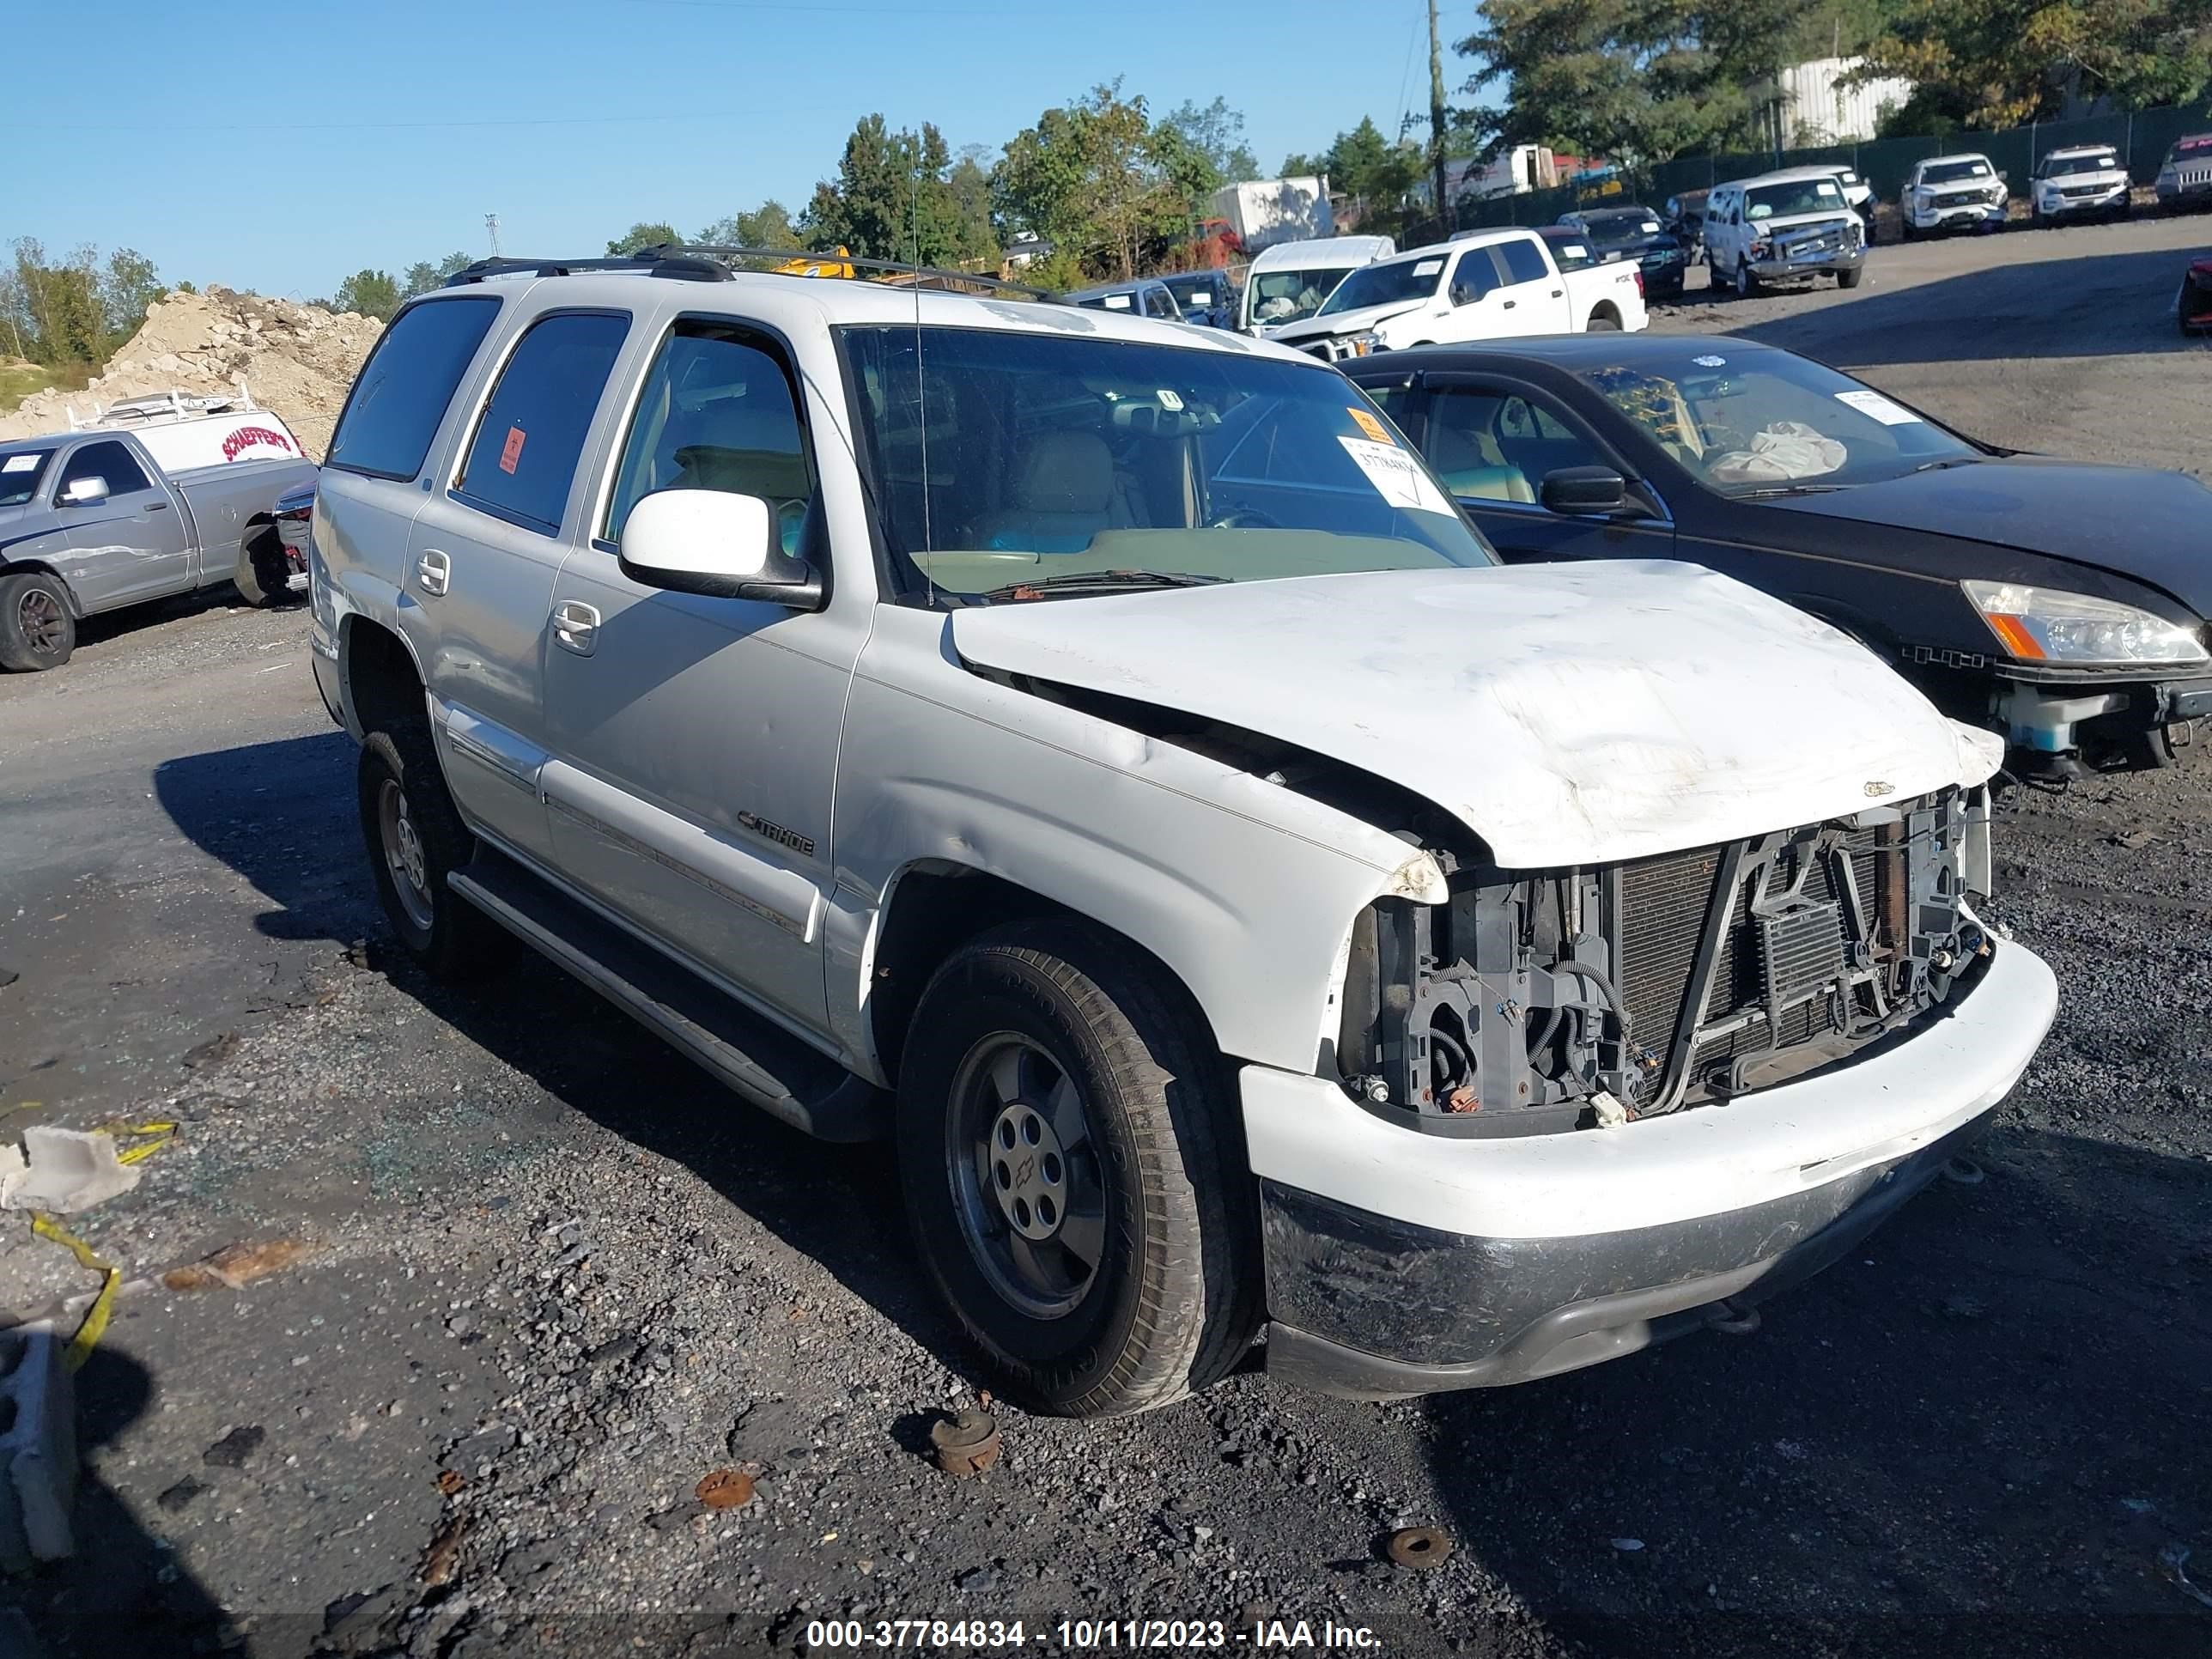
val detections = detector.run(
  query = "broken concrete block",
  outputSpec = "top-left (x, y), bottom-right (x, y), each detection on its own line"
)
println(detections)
top-left (0, 1128), bottom-right (143, 1215)
top-left (0, 1323), bottom-right (76, 1572)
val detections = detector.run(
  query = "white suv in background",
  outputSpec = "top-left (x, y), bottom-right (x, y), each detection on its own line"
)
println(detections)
top-left (2029, 145), bottom-right (2131, 226)
top-left (1901, 154), bottom-right (2008, 237)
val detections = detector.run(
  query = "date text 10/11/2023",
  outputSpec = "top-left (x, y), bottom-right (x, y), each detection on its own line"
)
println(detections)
top-left (801, 1619), bottom-right (1386, 1650)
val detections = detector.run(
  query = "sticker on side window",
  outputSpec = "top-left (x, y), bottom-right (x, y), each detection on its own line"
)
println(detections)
top-left (1833, 388), bottom-right (1921, 426)
top-left (1413, 258), bottom-right (1444, 276)
top-left (2, 454), bottom-right (38, 473)
top-left (499, 427), bottom-right (526, 473)
top-left (1346, 406), bottom-right (1395, 445)
top-left (1103, 294), bottom-right (1133, 309)
top-left (1339, 436), bottom-right (1455, 515)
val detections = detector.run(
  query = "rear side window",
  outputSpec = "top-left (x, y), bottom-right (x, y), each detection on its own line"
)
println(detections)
top-left (327, 296), bottom-right (501, 481)
top-left (60, 441), bottom-right (153, 498)
top-left (456, 312), bottom-right (630, 535)
top-left (1498, 237), bottom-right (1552, 284)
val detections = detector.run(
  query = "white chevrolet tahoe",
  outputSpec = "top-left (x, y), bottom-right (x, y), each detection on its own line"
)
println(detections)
top-left (1264, 229), bottom-right (1646, 362)
top-left (310, 250), bottom-right (2055, 1418)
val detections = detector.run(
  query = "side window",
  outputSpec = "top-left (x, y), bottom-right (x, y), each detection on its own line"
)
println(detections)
top-left (327, 295), bottom-right (501, 481)
top-left (60, 441), bottom-right (153, 498)
top-left (1359, 381), bottom-right (1419, 445)
top-left (1449, 248), bottom-right (1503, 305)
top-left (1144, 286), bottom-right (1179, 320)
top-left (604, 324), bottom-right (812, 554)
top-left (1498, 237), bottom-right (1553, 285)
top-left (456, 311), bottom-right (630, 536)
top-left (1425, 386), bottom-right (1608, 503)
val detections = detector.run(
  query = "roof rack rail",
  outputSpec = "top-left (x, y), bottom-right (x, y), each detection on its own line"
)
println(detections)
top-left (440, 246), bottom-right (1058, 301)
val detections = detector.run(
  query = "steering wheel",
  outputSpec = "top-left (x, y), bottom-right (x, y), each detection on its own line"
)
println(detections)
top-left (1206, 506), bottom-right (1280, 530)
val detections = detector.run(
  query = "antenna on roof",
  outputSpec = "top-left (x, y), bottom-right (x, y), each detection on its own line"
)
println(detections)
top-left (485, 213), bottom-right (501, 257)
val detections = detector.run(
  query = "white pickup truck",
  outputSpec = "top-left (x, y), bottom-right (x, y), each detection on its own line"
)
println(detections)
top-left (1265, 228), bottom-right (1647, 362)
top-left (0, 395), bottom-right (317, 670)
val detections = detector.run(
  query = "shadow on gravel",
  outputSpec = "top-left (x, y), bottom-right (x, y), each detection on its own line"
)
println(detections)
top-left (1417, 1123), bottom-right (2212, 1659)
top-left (154, 733), bottom-right (978, 1381)
top-left (1714, 244), bottom-right (2206, 368)
top-left (0, 1347), bottom-right (235, 1658)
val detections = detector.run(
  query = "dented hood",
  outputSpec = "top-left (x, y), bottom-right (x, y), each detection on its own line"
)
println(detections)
top-left (952, 562), bottom-right (1996, 868)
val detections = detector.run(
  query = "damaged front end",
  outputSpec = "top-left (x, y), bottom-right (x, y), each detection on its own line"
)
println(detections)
top-left (1334, 787), bottom-right (1995, 1135)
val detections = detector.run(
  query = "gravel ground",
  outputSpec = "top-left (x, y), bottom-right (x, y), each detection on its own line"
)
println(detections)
top-left (3, 224), bottom-right (2211, 1659)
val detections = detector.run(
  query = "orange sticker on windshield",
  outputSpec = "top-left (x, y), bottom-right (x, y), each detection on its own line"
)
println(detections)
top-left (1347, 406), bottom-right (1394, 445)
top-left (499, 427), bottom-right (526, 474)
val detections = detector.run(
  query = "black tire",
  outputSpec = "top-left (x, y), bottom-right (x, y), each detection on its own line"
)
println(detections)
top-left (1837, 265), bottom-right (1864, 290)
top-left (896, 920), bottom-right (1260, 1419)
top-left (1900, 217), bottom-right (1917, 243)
top-left (1733, 258), bottom-right (1757, 299)
top-left (234, 526), bottom-right (294, 608)
top-left (0, 571), bottom-right (77, 672)
top-left (356, 726), bottom-right (511, 981)
top-left (1586, 313), bottom-right (1622, 331)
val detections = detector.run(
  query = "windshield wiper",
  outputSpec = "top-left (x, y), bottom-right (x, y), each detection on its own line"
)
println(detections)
top-left (980, 569), bottom-right (1229, 602)
top-left (1910, 456), bottom-right (1983, 473)
top-left (1735, 482), bottom-right (1850, 498)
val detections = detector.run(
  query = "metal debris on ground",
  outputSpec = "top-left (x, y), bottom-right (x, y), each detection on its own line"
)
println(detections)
top-left (2160, 1543), bottom-right (2212, 1609)
top-left (695, 1468), bottom-right (757, 1510)
top-left (161, 1236), bottom-right (312, 1292)
top-left (930, 1407), bottom-right (1002, 1478)
top-left (1941, 1157), bottom-right (1986, 1186)
top-left (1611, 1536), bottom-right (1646, 1553)
top-left (1385, 1526), bottom-right (1453, 1569)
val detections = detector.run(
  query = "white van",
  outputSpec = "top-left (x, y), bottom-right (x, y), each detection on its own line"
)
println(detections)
top-left (1238, 234), bottom-right (1395, 334)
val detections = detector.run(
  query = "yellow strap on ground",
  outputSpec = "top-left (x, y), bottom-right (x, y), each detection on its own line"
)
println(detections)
top-left (28, 1212), bottom-right (120, 1371)
top-left (101, 1119), bottom-right (179, 1166)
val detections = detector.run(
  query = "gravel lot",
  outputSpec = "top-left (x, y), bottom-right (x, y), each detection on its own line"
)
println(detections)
top-left (3, 220), bottom-right (2211, 1659)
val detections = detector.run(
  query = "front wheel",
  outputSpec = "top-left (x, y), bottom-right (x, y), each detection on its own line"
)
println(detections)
top-left (1733, 258), bottom-right (1757, 299)
top-left (233, 526), bottom-right (295, 608)
top-left (0, 571), bottom-right (76, 672)
top-left (1837, 265), bottom-right (1864, 289)
top-left (896, 921), bottom-right (1259, 1418)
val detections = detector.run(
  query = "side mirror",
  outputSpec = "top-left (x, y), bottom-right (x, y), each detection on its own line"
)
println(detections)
top-left (59, 476), bottom-right (109, 507)
top-left (617, 489), bottom-right (822, 606)
top-left (1540, 465), bottom-right (1629, 516)
top-left (1449, 283), bottom-right (1480, 307)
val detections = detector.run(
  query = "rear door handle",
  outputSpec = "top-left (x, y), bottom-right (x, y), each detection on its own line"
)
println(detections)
top-left (416, 549), bottom-right (451, 597)
top-left (552, 599), bottom-right (600, 656)
top-left (1502, 299), bottom-right (1516, 309)
top-left (1551, 289), bottom-right (1564, 297)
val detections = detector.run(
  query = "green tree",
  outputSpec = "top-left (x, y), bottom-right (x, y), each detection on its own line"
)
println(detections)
top-left (1279, 151), bottom-right (1327, 176)
top-left (606, 222), bottom-right (680, 256)
top-left (1160, 96), bottom-right (1260, 186)
top-left (993, 83), bottom-right (1201, 279)
top-left (8, 240), bottom-right (104, 365)
top-left (696, 201), bottom-right (803, 250)
top-left (401, 251), bottom-right (474, 298)
top-left (800, 115), bottom-right (971, 264)
top-left (333, 269), bottom-right (403, 321)
top-left (99, 247), bottom-right (164, 343)
top-left (947, 153), bottom-right (1000, 263)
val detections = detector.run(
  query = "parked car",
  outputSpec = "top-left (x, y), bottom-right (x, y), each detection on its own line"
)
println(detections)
top-left (1343, 336), bottom-right (2212, 772)
top-left (1705, 172), bottom-right (1867, 295)
top-left (2030, 145), bottom-right (2131, 225)
top-left (1663, 189), bottom-right (1711, 259)
top-left (1158, 271), bottom-right (1232, 327)
top-left (1900, 154), bottom-right (2008, 238)
top-left (1537, 227), bottom-right (1599, 270)
top-left (1237, 234), bottom-right (1395, 333)
top-left (1066, 278), bottom-right (1185, 322)
top-left (1266, 229), bottom-right (1646, 362)
top-left (1556, 204), bottom-right (1689, 298)
top-left (2154, 133), bottom-right (2212, 212)
top-left (2176, 254), bottom-right (2212, 332)
top-left (0, 396), bottom-right (315, 671)
top-left (271, 478), bottom-right (317, 596)
top-left (312, 252), bottom-right (2052, 1414)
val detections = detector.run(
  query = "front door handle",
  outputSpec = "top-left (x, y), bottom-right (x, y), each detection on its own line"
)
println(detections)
top-left (1502, 299), bottom-right (1516, 309)
top-left (1550, 289), bottom-right (1563, 297)
top-left (416, 549), bottom-right (451, 597)
top-left (145, 500), bottom-right (170, 511)
top-left (552, 599), bottom-right (601, 656)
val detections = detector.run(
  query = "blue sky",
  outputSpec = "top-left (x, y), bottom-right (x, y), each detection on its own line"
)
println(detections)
top-left (6, 0), bottom-right (1443, 301)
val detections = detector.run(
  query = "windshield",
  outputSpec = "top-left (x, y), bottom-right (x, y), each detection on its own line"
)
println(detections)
top-left (1921, 159), bottom-right (1993, 185)
top-left (2044, 152), bottom-right (2118, 177)
top-left (1317, 257), bottom-right (1443, 316)
top-left (1164, 276), bottom-right (1221, 313)
top-left (1249, 266), bottom-right (1353, 325)
top-left (0, 449), bottom-right (53, 509)
top-left (1581, 350), bottom-right (1980, 495)
top-left (1745, 179), bottom-right (1845, 219)
top-left (839, 324), bottom-right (1494, 601)
top-left (1581, 210), bottom-right (1661, 246)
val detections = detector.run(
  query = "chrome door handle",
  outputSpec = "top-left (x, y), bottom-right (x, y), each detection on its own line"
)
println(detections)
top-left (416, 549), bottom-right (451, 597)
top-left (552, 599), bottom-right (601, 656)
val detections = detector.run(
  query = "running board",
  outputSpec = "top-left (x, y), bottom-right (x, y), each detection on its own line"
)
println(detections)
top-left (448, 852), bottom-right (887, 1142)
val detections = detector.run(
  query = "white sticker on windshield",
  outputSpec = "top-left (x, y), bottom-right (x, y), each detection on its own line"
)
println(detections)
top-left (1103, 294), bottom-right (1132, 309)
top-left (1413, 258), bottom-right (1443, 276)
top-left (1692, 354), bottom-right (1727, 367)
top-left (2, 454), bottom-right (38, 473)
top-left (1156, 389), bottom-right (1184, 411)
top-left (1339, 436), bottom-right (1456, 516)
top-left (1835, 388), bottom-right (1922, 426)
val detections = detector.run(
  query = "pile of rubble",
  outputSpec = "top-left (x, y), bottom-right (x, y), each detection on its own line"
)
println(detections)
top-left (0, 288), bottom-right (384, 461)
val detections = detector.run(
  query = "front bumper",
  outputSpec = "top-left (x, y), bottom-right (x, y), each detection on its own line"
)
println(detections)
top-left (1246, 934), bottom-right (2056, 1397)
top-left (2039, 185), bottom-right (2128, 217)
top-left (1908, 201), bottom-right (2006, 231)
top-left (1749, 245), bottom-right (1865, 283)
top-left (1993, 670), bottom-right (2212, 761)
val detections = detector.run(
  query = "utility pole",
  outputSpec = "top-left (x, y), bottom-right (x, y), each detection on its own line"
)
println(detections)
top-left (485, 213), bottom-right (501, 257)
top-left (1428, 0), bottom-right (1452, 233)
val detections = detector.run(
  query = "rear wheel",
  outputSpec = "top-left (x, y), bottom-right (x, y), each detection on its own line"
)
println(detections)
top-left (0, 572), bottom-right (76, 672)
top-left (896, 921), bottom-right (1259, 1419)
top-left (356, 726), bottom-right (511, 980)
top-left (1586, 312), bottom-right (1622, 331)
top-left (233, 525), bottom-right (295, 608)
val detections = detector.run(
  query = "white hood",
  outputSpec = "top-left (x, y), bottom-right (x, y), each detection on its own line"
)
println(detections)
top-left (1267, 296), bottom-right (1430, 345)
top-left (951, 562), bottom-right (1998, 869)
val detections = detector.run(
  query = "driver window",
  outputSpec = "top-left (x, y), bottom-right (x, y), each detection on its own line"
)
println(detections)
top-left (59, 441), bottom-right (152, 499)
top-left (1425, 386), bottom-right (1607, 505)
top-left (1449, 248), bottom-right (1502, 305)
top-left (605, 325), bottom-right (813, 555)
top-left (1143, 286), bottom-right (1179, 320)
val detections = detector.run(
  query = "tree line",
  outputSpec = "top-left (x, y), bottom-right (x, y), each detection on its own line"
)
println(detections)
top-left (1, 240), bottom-right (174, 368)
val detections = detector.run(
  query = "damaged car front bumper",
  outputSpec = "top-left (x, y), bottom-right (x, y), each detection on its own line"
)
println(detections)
top-left (1244, 933), bottom-right (2055, 1397)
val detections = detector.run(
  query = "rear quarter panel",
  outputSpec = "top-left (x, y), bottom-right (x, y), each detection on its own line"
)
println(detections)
top-left (171, 454), bottom-right (320, 581)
